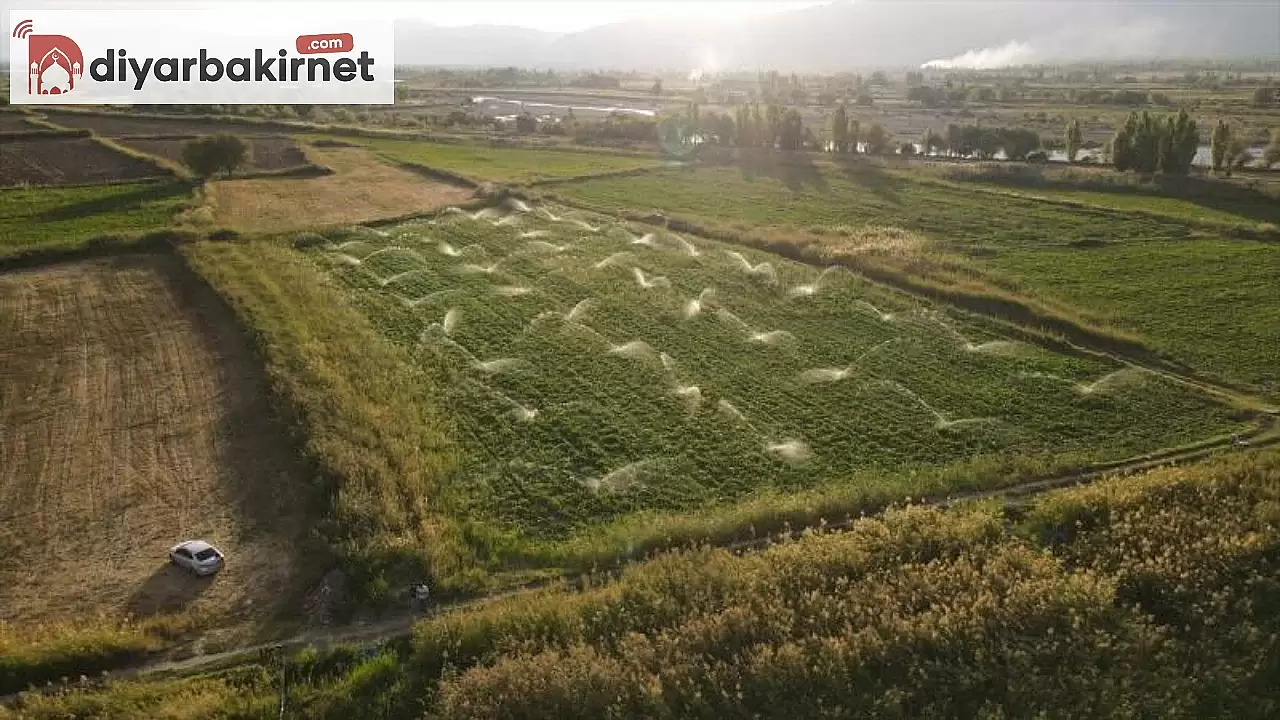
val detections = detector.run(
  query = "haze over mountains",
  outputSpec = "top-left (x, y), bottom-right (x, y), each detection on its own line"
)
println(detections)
top-left (395, 1), bottom-right (1280, 71)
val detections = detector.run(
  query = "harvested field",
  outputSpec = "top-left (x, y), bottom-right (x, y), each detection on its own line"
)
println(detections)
top-left (1, 137), bottom-right (164, 186)
top-left (206, 144), bottom-right (474, 232)
top-left (0, 112), bottom-right (33, 133)
top-left (0, 254), bottom-right (312, 625)
top-left (122, 136), bottom-right (310, 172)
top-left (36, 110), bottom-right (274, 138)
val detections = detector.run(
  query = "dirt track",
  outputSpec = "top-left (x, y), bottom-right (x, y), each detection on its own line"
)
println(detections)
top-left (0, 254), bottom-right (313, 625)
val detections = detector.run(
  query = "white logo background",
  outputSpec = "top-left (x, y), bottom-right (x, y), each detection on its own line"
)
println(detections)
top-left (8, 3), bottom-right (394, 104)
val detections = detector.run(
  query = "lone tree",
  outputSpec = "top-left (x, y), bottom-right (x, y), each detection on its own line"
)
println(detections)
top-left (1160, 109), bottom-right (1199, 175)
top-left (831, 103), bottom-right (848, 153)
top-left (862, 122), bottom-right (892, 155)
top-left (181, 134), bottom-right (248, 178)
top-left (514, 112), bottom-right (538, 134)
top-left (1266, 127), bottom-right (1280, 168)
top-left (1210, 119), bottom-right (1232, 172)
top-left (1064, 118), bottom-right (1083, 162)
top-left (922, 127), bottom-right (943, 156)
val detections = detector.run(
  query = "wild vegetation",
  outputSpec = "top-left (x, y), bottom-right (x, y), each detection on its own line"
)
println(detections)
top-left (8, 447), bottom-right (1279, 718)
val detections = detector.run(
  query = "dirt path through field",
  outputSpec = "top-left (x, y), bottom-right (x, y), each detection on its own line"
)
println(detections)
top-left (0, 254), bottom-right (314, 625)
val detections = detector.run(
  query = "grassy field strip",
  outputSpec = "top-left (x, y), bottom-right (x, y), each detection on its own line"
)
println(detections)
top-left (0, 183), bottom-right (194, 259)
top-left (910, 173), bottom-right (1280, 239)
top-left (338, 135), bottom-right (669, 184)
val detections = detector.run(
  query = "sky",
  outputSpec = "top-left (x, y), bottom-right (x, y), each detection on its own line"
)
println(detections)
top-left (400, 1), bottom-right (826, 33)
top-left (4, 1), bottom-right (825, 34)
top-left (2, 1), bottom-right (826, 60)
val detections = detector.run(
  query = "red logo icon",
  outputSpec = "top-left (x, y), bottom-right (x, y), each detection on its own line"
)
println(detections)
top-left (13, 20), bottom-right (85, 95)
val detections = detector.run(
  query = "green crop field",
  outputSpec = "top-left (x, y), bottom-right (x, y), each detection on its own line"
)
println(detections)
top-left (305, 201), bottom-right (1241, 538)
top-left (553, 164), bottom-right (1280, 394)
top-left (339, 136), bottom-right (666, 183)
top-left (967, 184), bottom-right (1280, 227)
top-left (0, 182), bottom-right (190, 257)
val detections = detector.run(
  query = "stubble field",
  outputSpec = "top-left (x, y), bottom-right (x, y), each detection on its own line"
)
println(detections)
top-left (0, 254), bottom-right (311, 626)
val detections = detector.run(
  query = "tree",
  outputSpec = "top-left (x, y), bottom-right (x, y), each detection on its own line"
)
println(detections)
top-left (765, 103), bottom-right (782, 148)
top-left (779, 109), bottom-right (805, 151)
top-left (1064, 118), bottom-right (1083, 162)
top-left (1210, 119), bottom-right (1232, 172)
top-left (1112, 110), bottom-right (1197, 175)
top-left (946, 124), bottom-right (964, 157)
top-left (181, 134), bottom-right (247, 178)
top-left (394, 82), bottom-right (409, 103)
top-left (1226, 136), bottom-right (1250, 176)
top-left (831, 103), bottom-right (848, 153)
top-left (998, 128), bottom-right (1041, 161)
top-left (515, 112), bottom-right (538, 134)
top-left (862, 122), bottom-right (892, 155)
top-left (899, 141), bottom-right (917, 157)
top-left (1253, 86), bottom-right (1276, 107)
top-left (1112, 111), bottom-right (1161, 174)
top-left (651, 78), bottom-right (663, 97)
top-left (922, 127), bottom-right (943, 156)
top-left (1160, 109), bottom-right (1198, 175)
top-left (847, 119), bottom-right (861, 153)
top-left (292, 104), bottom-right (314, 119)
top-left (1266, 128), bottom-right (1280, 168)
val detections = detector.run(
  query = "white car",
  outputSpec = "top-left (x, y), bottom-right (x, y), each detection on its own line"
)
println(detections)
top-left (169, 540), bottom-right (225, 576)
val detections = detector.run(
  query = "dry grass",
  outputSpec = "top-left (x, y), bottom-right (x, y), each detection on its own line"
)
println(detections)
top-left (205, 143), bottom-right (475, 233)
top-left (0, 254), bottom-right (314, 628)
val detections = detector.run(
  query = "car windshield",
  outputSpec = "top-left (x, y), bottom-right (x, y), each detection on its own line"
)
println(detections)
top-left (194, 548), bottom-right (220, 561)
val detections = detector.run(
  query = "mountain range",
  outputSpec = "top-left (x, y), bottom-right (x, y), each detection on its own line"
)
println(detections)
top-left (394, 1), bottom-right (1280, 71)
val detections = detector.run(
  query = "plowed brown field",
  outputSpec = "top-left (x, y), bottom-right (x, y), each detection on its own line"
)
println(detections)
top-left (0, 254), bottom-right (312, 625)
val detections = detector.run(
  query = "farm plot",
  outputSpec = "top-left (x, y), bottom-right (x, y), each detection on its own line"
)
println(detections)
top-left (350, 136), bottom-right (666, 183)
top-left (0, 254), bottom-right (311, 625)
top-left (306, 202), bottom-right (1242, 537)
top-left (121, 135), bottom-right (309, 172)
top-left (0, 112), bottom-right (33, 132)
top-left (0, 137), bottom-right (164, 186)
top-left (206, 144), bottom-right (474, 233)
top-left (35, 110), bottom-right (274, 137)
top-left (0, 182), bottom-right (189, 257)
top-left (557, 166), bottom-right (1280, 394)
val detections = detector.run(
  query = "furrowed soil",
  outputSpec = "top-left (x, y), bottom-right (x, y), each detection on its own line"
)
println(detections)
top-left (34, 111), bottom-right (276, 138)
top-left (0, 113), bottom-right (32, 132)
top-left (121, 136), bottom-right (309, 172)
top-left (0, 138), bottom-right (165, 186)
top-left (0, 254), bottom-right (313, 626)
top-left (206, 144), bottom-right (475, 233)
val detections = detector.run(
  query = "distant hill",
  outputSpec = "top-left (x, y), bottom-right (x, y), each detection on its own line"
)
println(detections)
top-left (393, 1), bottom-right (1280, 71)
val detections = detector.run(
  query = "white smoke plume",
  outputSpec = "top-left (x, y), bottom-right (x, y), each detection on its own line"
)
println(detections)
top-left (922, 40), bottom-right (1036, 69)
